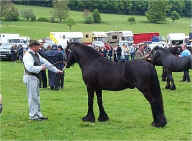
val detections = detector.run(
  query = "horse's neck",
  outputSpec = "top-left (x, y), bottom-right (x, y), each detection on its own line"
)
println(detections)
top-left (75, 49), bottom-right (98, 69)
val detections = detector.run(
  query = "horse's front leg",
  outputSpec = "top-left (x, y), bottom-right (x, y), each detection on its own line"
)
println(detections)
top-left (161, 67), bottom-right (167, 81)
top-left (96, 90), bottom-right (109, 122)
top-left (82, 87), bottom-right (95, 122)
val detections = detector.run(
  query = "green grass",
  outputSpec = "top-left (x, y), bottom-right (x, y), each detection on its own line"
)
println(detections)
top-left (0, 5), bottom-right (191, 39)
top-left (0, 61), bottom-right (191, 141)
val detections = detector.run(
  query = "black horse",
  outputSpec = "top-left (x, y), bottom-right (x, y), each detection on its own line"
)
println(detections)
top-left (151, 47), bottom-right (192, 90)
top-left (161, 46), bottom-right (182, 81)
top-left (65, 42), bottom-right (167, 127)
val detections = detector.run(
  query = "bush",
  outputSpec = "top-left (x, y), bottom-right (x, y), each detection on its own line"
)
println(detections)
top-left (84, 15), bottom-right (94, 24)
top-left (21, 9), bottom-right (35, 21)
top-left (170, 11), bottom-right (180, 22)
top-left (38, 17), bottom-right (49, 22)
top-left (31, 16), bottom-right (36, 21)
top-left (4, 6), bottom-right (19, 21)
top-left (92, 9), bottom-right (101, 23)
top-left (128, 17), bottom-right (136, 24)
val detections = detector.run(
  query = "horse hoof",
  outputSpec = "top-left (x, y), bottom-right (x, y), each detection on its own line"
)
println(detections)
top-left (170, 87), bottom-right (176, 90)
top-left (98, 113), bottom-right (109, 122)
top-left (165, 86), bottom-right (170, 89)
top-left (82, 115), bottom-right (95, 122)
top-left (151, 121), bottom-right (167, 128)
top-left (162, 78), bottom-right (166, 81)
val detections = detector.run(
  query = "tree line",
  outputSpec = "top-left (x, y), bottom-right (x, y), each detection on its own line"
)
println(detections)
top-left (13, 0), bottom-right (192, 17)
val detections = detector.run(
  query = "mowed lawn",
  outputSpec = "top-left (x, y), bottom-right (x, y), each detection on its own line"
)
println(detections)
top-left (0, 61), bottom-right (191, 141)
top-left (0, 5), bottom-right (190, 39)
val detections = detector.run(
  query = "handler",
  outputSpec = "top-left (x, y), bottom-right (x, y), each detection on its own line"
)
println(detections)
top-left (23, 40), bottom-right (63, 121)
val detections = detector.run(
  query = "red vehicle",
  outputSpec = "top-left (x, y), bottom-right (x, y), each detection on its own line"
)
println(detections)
top-left (133, 32), bottom-right (160, 44)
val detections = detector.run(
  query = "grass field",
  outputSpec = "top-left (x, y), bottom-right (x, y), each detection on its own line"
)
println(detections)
top-left (0, 61), bottom-right (191, 141)
top-left (0, 5), bottom-right (191, 39)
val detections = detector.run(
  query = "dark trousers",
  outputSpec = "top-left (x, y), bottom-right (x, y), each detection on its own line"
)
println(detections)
top-left (182, 70), bottom-right (190, 82)
top-left (40, 70), bottom-right (47, 88)
top-left (56, 73), bottom-right (64, 89)
top-left (48, 70), bottom-right (57, 89)
top-left (131, 54), bottom-right (135, 60)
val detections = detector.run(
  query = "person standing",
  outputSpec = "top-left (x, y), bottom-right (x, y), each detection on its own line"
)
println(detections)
top-left (116, 45), bottom-right (122, 61)
top-left (57, 45), bottom-right (66, 89)
top-left (0, 94), bottom-right (2, 114)
top-left (130, 45), bottom-right (136, 60)
top-left (38, 42), bottom-right (48, 88)
top-left (23, 40), bottom-right (63, 120)
top-left (45, 45), bottom-right (61, 90)
top-left (179, 44), bottom-right (191, 82)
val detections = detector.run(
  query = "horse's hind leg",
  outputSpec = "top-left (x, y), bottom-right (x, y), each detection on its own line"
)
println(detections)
top-left (138, 87), bottom-right (167, 128)
top-left (185, 69), bottom-right (191, 82)
top-left (168, 72), bottom-right (176, 90)
top-left (96, 90), bottom-right (109, 122)
top-left (82, 87), bottom-right (95, 122)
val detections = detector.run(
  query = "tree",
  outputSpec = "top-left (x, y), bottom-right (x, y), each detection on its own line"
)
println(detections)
top-left (4, 4), bottom-right (19, 21)
top-left (0, 0), bottom-right (12, 17)
top-left (92, 9), bottom-right (101, 23)
top-left (21, 9), bottom-right (36, 21)
top-left (66, 18), bottom-right (76, 31)
top-left (170, 11), bottom-right (180, 22)
top-left (146, 0), bottom-right (170, 23)
top-left (128, 17), bottom-right (136, 24)
top-left (53, 0), bottom-right (69, 23)
top-left (84, 15), bottom-right (94, 24)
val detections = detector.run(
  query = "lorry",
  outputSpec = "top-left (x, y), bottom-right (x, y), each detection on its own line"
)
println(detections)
top-left (91, 32), bottom-right (108, 48)
top-left (50, 32), bottom-right (83, 48)
top-left (133, 32), bottom-right (160, 44)
top-left (0, 33), bottom-right (20, 44)
top-left (106, 31), bottom-right (133, 48)
top-left (167, 33), bottom-right (185, 47)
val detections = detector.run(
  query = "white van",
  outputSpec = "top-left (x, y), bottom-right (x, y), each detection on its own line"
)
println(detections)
top-left (167, 33), bottom-right (185, 47)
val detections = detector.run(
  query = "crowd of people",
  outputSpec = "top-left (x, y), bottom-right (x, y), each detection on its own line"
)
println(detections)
top-left (95, 43), bottom-right (151, 62)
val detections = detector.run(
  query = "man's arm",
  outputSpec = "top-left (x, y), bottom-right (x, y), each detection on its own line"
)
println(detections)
top-left (39, 54), bottom-right (62, 73)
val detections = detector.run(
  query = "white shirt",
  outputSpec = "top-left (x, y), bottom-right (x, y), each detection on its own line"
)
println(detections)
top-left (23, 49), bottom-right (59, 82)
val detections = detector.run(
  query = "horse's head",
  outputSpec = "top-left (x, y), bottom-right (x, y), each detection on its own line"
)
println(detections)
top-left (65, 42), bottom-right (78, 68)
top-left (150, 46), bottom-right (163, 65)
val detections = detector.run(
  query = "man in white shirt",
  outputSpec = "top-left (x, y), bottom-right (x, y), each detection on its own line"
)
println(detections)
top-left (23, 40), bottom-right (63, 121)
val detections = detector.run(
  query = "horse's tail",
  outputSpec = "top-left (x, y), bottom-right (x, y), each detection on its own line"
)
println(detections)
top-left (150, 65), bottom-right (167, 127)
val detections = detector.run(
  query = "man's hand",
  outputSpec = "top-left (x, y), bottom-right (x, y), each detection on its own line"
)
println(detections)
top-left (41, 64), bottom-right (46, 70)
top-left (57, 70), bottom-right (63, 74)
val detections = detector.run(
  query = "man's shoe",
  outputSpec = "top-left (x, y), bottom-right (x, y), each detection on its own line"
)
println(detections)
top-left (39, 117), bottom-right (48, 120)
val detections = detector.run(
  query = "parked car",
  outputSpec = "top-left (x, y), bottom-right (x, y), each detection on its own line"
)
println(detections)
top-left (0, 44), bottom-right (17, 61)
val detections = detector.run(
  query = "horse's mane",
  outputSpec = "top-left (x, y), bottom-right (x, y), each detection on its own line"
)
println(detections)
top-left (70, 42), bottom-right (101, 57)
top-left (153, 46), bottom-right (171, 54)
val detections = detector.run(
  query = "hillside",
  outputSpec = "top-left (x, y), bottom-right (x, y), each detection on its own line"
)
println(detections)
top-left (0, 5), bottom-right (190, 39)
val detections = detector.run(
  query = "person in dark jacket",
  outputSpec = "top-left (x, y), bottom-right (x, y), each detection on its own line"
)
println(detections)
top-left (57, 45), bottom-right (66, 88)
top-left (38, 44), bottom-right (48, 88)
top-left (45, 45), bottom-right (64, 90)
top-left (116, 45), bottom-right (122, 61)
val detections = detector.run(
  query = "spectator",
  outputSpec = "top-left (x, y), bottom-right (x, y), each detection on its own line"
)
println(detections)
top-left (116, 45), bottom-right (122, 61)
top-left (179, 44), bottom-right (191, 82)
top-left (0, 94), bottom-right (2, 114)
